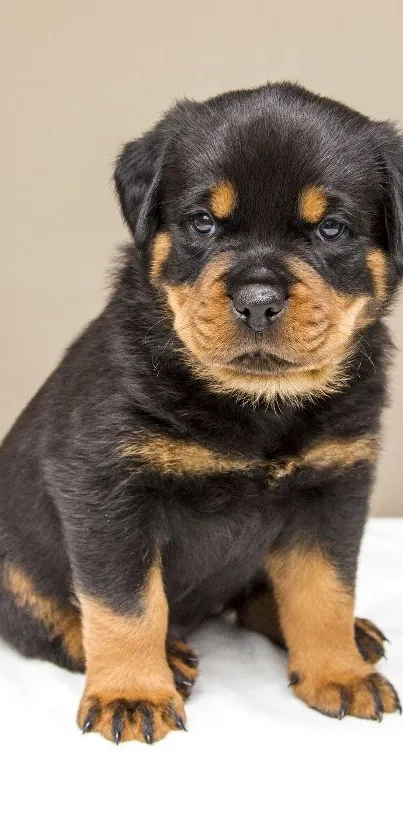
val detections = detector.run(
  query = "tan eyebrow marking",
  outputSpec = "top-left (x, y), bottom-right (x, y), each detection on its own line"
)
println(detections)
top-left (299, 186), bottom-right (327, 224)
top-left (209, 181), bottom-right (237, 219)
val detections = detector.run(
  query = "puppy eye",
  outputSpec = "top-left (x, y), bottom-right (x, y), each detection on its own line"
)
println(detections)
top-left (190, 212), bottom-right (216, 237)
top-left (317, 217), bottom-right (346, 241)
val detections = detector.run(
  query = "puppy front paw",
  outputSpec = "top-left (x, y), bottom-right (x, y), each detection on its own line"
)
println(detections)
top-left (290, 667), bottom-right (401, 720)
top-left (78, 687), bottom-right (186, 744)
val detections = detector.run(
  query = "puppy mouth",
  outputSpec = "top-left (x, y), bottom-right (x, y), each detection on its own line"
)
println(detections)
top-left (228, 350), bottom-right (302, 373)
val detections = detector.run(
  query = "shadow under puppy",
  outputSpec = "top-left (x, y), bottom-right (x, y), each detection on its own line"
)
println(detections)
top-left (0, 82), bottom-right (402, 743)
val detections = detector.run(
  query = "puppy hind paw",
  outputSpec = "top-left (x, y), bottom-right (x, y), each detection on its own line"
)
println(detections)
top-left (166, 640), bottom-right (199, 699)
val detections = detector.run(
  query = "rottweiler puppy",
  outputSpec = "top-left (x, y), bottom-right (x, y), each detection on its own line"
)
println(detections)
top-left (0, 82), bottom-right (402, 744)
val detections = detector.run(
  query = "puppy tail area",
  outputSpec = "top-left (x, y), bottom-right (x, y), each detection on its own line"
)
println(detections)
top-left (0, 560), bottom-right (85, 673)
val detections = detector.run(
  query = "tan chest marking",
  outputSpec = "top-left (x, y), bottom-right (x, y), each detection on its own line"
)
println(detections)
top-left (269, 434), bottom-right (377, 481)
top-left (120, 432), bottom-right (376, 480)
top-left (120, 433), bottom-right (256, 476)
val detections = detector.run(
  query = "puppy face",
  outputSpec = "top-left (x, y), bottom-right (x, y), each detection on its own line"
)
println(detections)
top-left (115, 84), bottom-right (403, 403)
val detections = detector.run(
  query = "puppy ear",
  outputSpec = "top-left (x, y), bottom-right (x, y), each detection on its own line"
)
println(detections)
top-left (376, 123), bottom-right (403, 274)
top-left (114, 122), bottom-right (167, 250)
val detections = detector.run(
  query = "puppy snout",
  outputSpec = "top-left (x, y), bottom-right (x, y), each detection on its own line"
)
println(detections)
top-left (231, 283), bottom-right (286, 332)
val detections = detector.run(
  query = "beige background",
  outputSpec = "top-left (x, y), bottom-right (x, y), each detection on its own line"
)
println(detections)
top-left (1, 1), bottom-right (402, 514)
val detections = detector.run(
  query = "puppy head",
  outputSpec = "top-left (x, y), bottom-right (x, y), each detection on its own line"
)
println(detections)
top-left (115, 83), bottom-right (403, 404)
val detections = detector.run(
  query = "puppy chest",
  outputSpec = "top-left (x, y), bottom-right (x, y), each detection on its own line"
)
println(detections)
top-left (161, 475), bottom-right (286, 624)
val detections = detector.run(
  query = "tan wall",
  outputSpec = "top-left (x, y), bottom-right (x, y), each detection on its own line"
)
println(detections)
top-left (1, 0), bottom-right (402, 514)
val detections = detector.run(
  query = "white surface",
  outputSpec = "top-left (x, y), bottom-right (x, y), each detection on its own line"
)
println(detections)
top-left (0, 518), bottom-right (402, 839)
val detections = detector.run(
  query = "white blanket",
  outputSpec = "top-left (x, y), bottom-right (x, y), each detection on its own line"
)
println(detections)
top-left (1, 518), bottom-right (401, 838)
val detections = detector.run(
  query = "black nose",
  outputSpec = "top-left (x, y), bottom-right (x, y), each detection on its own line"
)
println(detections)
top-left (231, 283), bottom-right (286, 332)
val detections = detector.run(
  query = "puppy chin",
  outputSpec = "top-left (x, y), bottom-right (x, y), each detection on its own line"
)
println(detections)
top-left (229, 350), bottom-right (302, 374)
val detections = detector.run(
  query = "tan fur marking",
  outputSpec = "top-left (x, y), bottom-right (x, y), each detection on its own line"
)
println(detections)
top-left (268, 547), bottom-right (399, 718)
top-left (236, 577), bottom-right (386, 667)
top-left (287, 256), bottom-right (369, 339)
top-left (193, 360), bottom-right (346, 406)
top-left (120, 434), bottom-right (255, 476)
top-left (286, 257), bottom-right (371, 366)
top-left (238, 585), bottom-right (285, 647)
top-left (161, 251), bottom-right (370, 405)
top-left (162, 252), bottom-right (344, 405)
top-left (150, 232), bottom-right (172, 283)
top-left (210, 181), bottom-right (237, 219)
top-left (120, 432), bottom-right (376, 481)
top-left (164, 281), bottom-right (192, 315)
top-left (366, 248), bottom-right (388, 301)
top-left (161, 251), bottom-right (235, 363)
top-left (268, 547), bottom-right (359, 679)
top-left (301, 435), bottom-right (377, 469)
top-left (299, 185), bottom-right (327, 223)
top-left (269, 434), bottom-right (377, 481)
top-left (79, 565), bottom-right (169, 695)
top-left (3, 563), bottom-right (84, 664)
top-left (77, 563), bottom-right (184, 742)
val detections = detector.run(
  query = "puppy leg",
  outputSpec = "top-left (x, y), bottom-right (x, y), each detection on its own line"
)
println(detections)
top-left (267, 545), bottom-right (400, 720)
top-left (77, 562), bottom-right (186, 744)
top-left (0, 562), bottom-right (84, 671)
top-left (266, 474), bottom-right (400, 720)
top-left (237, 580), bottom-right (286, 649)
top-left (237, 579), bottom-right (388, 665)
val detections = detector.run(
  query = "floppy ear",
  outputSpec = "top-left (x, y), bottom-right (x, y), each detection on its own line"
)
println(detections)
top-left (114, 122), bottom-right (167, 250)
top-left (376, 123), bottom-right (403, 275)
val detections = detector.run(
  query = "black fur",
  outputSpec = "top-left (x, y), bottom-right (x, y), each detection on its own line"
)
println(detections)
top-left (0, 82), bottom-right (402, 664)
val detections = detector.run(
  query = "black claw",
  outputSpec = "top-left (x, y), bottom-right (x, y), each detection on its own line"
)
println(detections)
top-left (338, 688), bottom-right (349, 720)
top-left (179, 652), bottom-right (199, 668)
top-left (174, 671), bottom-right (193, 694)
top-left (369, 678), bottom-right (384, 722)
top-left (288, 671), bottom-right (300, 687)
top-left (167, 642), bottom-right (199, 669)
top-left (141, 708), bottom-right (154, 745)
top-left (357, 619), bottom-right (390, 645)
top-left (112, 705), bottom-right (124, 745)
top-left (174, 712), bottom-right (187, 731)
top-left (82, 704), bottom-right (99, 734)
top-left (313, 706), bottom-right (341, 720)
top-left (387, 682), bottom-right (402, 714)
